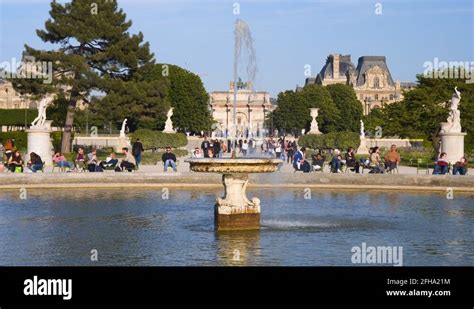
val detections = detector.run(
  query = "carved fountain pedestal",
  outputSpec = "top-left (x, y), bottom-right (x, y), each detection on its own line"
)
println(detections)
top-left (185, 158), bottom-right (282, 231)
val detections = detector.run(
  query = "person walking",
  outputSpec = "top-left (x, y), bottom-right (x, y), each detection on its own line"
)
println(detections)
top-left (132, 138), bottom-right (144, 169)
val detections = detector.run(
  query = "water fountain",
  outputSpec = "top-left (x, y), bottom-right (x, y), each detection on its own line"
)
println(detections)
top-left (186, 19), bottom-right (281, 231)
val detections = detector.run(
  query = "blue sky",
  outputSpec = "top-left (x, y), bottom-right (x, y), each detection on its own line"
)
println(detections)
top-left (0, 0), bottom-right (473, 96)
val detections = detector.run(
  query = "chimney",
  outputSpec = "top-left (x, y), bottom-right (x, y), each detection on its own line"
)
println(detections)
top-left (333, 54), bottom-right (340, 79)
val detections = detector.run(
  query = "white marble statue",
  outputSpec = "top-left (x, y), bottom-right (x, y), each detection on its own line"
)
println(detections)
top-left (442, 87), bottom-right (462, 133)
top-left (360, 120), bottom-right (365, 138)
top-left (31, 95), bottom-right (54, 127)
top-left (163, 107), bottom-right (176, 133)
top-left (120, 118), bottom-right (128, 138)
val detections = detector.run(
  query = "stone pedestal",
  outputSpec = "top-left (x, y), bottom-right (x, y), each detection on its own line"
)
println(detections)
top-left (27, 120), bottom-right (53, 166)
top-left (215, 173), bottom-right (261, 231)
top-left (439, 131), bottom-right (466, 164)
top-left (115, 136), bottom-right (132, 153)
top-left (357, 137), bottom-right (369, 155)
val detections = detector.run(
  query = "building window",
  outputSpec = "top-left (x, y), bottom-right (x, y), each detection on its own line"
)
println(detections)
top-left (375, 94), bottom-right (379, 101)
top-left (390, 94), bottom-right (394, 100)
top-left (373, 77), bottom-right (380, 89)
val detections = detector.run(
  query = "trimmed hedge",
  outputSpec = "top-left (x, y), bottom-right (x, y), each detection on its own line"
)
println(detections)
top-left (0, 109), bottom-right (37, 126)
top-left (130, 129), bottom-right (187, 149)
top-left (298, 131), bottom-right (360, 151)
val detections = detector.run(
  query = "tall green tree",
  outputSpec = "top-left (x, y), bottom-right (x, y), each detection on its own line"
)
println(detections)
top-left (326, 84), bottom-right (363, 132)
top-left (11, 0), bottom-right (154, 152)
top-left (151, 64), bottom-right (212, 133)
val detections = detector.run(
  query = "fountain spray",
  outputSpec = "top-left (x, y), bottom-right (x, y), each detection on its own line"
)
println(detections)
top-left (232, 19), bottom-right (258, 151)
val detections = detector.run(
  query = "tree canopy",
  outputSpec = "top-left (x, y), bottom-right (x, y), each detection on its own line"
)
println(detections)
top-left (326, 84), bottom-right (363, 132)
top-left (270, 84), bottom-right (341, 135)
top-left (11, 0), bottom-right (155, 152)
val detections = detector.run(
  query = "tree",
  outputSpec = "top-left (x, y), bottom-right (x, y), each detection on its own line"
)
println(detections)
top-left (271, 84), bottom-right (340, 135)
top-left (11, 0), bottom-right (154, 152)
top-left (326, 84), bottom-right (363, 132)
top-left (146, 64), bottom-right (213, 133)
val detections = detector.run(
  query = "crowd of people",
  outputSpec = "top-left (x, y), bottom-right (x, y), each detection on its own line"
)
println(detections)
top-left (290, 143), bottom-right (468, 175)
top-left (0, 137), bottom-right (178, 173)
top-left (0, 136), bottom-right (469, 175)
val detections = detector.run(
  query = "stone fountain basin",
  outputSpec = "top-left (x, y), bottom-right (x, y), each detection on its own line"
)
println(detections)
top-left (185, 158), bottom-right (282, 174)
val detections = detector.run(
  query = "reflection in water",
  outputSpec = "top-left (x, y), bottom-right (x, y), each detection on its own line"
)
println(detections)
top-left (215, 230), bottom-right (261, 266)
top-left (0, 188), bottom-right (472, 266)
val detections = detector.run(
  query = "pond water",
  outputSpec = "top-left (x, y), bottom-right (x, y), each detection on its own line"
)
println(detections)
top-left (0, 188), bottom-right (472, 266)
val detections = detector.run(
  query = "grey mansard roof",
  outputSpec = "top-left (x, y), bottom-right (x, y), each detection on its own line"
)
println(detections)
top-left (355, 56), bottom-right (395, 87)
top-left (318, 55), bottom-right (355, 80)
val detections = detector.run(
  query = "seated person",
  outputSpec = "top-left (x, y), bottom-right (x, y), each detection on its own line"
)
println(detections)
top-left (53, 152), bottom-right (72, 169)
top-left (453, 157), bottom-right (468, 175)
top-left (207, 149), bottom-right (214, 158)
top-left (162, 147), bottom-right (177, 172)
top-left (384, 144), bottom-right (401, 173)
top-left (293, 147), bottom-right (311, 173)
top-left (0, 142), bottom-right (4, 161)
top-left (369, 147), bottom-right (385, 174)
top-left (8, 150), bottom-right (24, 173)
top-left (192, 147), bottom-right (203, 158)
top-left (99, 152), bottom-right (118, 169)
top-left (4, 138), bottom-right (14, 162)
top-left (75, 147), bottom-right (86, 170)
top-left (27, 152), bottom-right (43, 173)
top-left (433, 152), bottom-right (449, 175)
top-left (120, 147), bottom-right (136, 172)
top-left (87, 149), bottom-right (100, 172)
top-left (345, 147), bottom-right (360, 173)
top-left (330, 149), bottom-right (344, 173)
top-left (311, 153), bottom-right (325, 171)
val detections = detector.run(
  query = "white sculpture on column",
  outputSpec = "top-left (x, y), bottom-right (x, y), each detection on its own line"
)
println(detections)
top-left (119, 118), bottom-right (128, 138)
top-left (308, 108), bottom-right (322, 134)
top-left (116, 118), bottom-right (131, 152)
top-left (163, 107), bottom-right (176, 133)
top-left (357, 119), bottom-right (369, 154)
top-left (360, 119), bottom-right (365, 138)
top-left (439, 87), bottom-right (466, 164)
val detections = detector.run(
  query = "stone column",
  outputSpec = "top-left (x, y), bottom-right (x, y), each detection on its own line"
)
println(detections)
top-left (27, 120), bottom-right (53, 166)
top-left (215, 173), bottom-right (260, 230)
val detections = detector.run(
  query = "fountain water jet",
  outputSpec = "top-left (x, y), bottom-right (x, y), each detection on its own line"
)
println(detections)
top-left (186, 19), bottom-right (280, 231)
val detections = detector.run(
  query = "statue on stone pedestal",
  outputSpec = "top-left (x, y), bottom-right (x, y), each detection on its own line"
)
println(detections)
top-left (120, 118), bottom-right (128, 138)
top-left (439, 87), bottom-right (466, 164)
top-left (31, 94), bottom-right (55, 127)
top-left (308, 108), bottom-right (322, 134)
